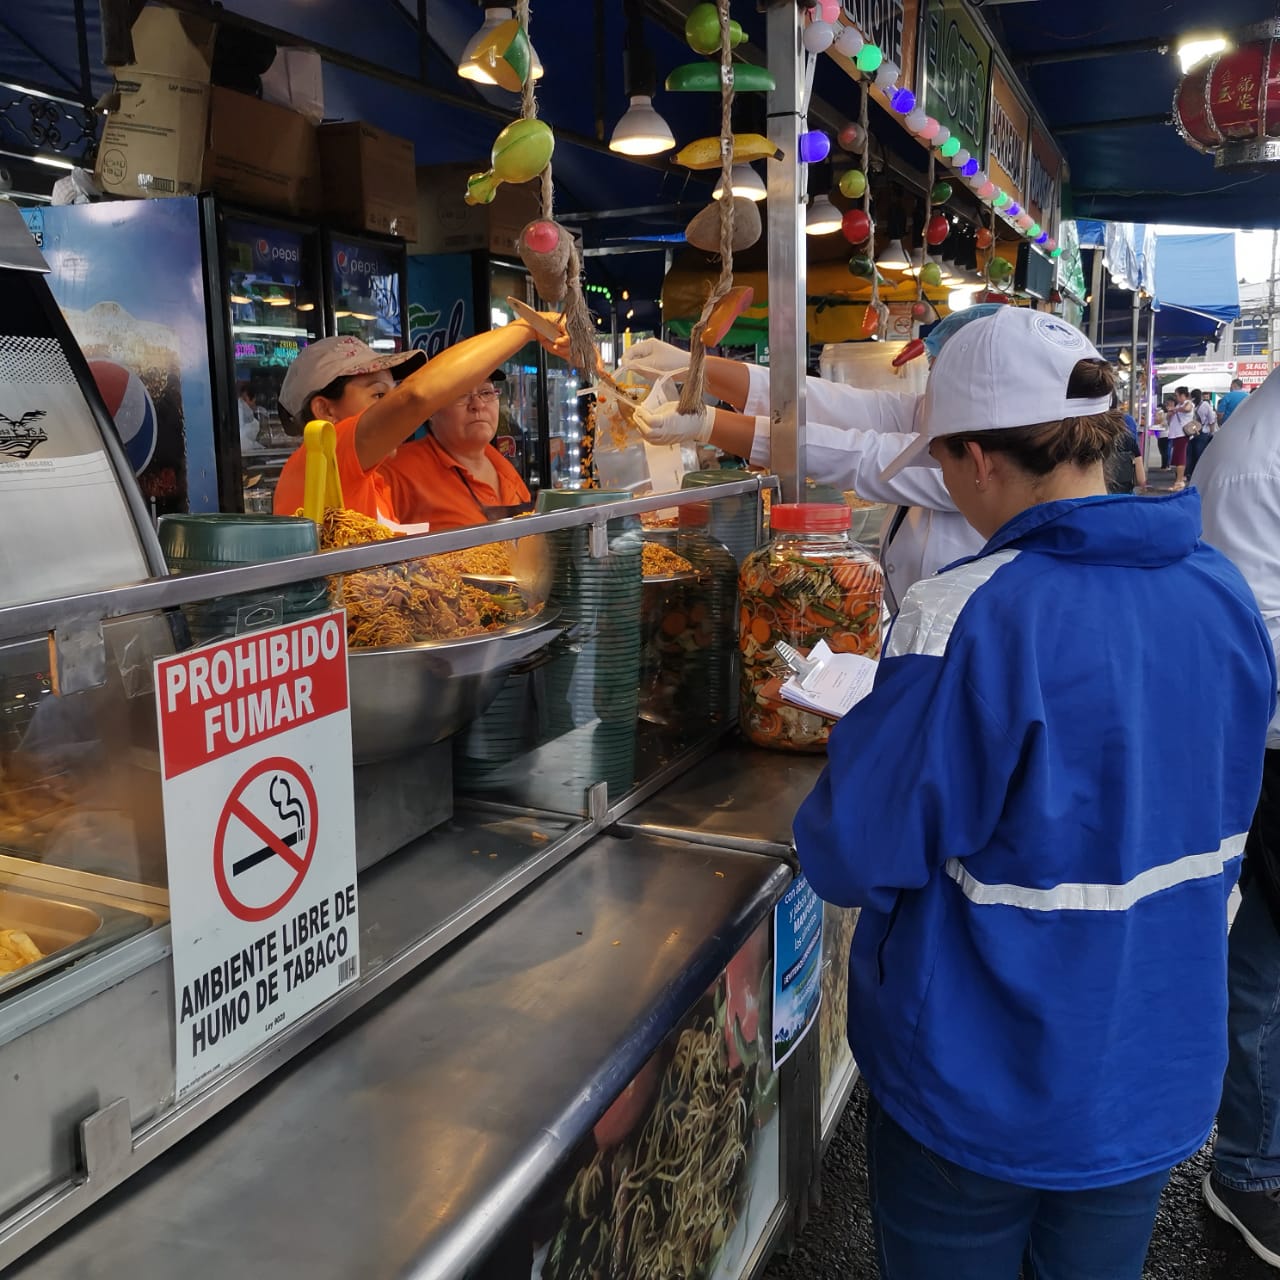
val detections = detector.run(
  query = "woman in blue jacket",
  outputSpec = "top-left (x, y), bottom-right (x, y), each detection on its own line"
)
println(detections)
top-left (794, 306), bottom-right (1277, 1279)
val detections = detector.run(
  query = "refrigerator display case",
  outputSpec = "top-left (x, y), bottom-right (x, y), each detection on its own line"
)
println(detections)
top-left (204, 204), bottom-right (326, 514)
top-left (324, 231), bottom-right (407, 354)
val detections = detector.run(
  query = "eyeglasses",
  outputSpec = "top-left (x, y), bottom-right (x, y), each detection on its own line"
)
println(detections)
top-left (453, 386), bottom-right (500, 406)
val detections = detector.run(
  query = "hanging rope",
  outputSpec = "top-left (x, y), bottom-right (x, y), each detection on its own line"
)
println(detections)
top-left (918, 153), bottom-right (934, 309)
top-left (858, 80), bottom-right (883, 338)
top-left (677, 0), bottom-right (737, 415)
top-left (516, 0), bottom-right (595, 375)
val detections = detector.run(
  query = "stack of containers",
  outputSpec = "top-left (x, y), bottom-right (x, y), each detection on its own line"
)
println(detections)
top-left (678, 469), bottom-right (764, 566)
top-left (157, 514), bottom-right (326, 646)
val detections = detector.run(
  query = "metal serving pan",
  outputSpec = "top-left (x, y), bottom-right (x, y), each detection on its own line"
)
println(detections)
top-left (0, 885), bottom-right (153, 999)
top-left (347, 607), bottom-right (563, 765)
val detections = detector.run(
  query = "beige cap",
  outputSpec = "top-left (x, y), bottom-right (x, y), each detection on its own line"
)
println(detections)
top-left (278, 336), bottom-right (426, 420)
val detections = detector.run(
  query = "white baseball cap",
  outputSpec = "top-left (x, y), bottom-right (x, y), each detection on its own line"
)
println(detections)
top-left (880, 307), bottom-right (1110, 481)
top-left (279, 336), bottom-right (426, 420)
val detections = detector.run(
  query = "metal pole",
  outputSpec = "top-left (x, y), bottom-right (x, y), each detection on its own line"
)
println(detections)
top-left (1087, 247), bottom-right (1105, 348)
top-left (1270, 229), bottom-right (1278, 371)
top-left (1146, 303), bottom-right (1157, 440)
top-left (1129, 291), bottom-right (1140, 416)
top-left (766, 3), bottom-right (806, 502)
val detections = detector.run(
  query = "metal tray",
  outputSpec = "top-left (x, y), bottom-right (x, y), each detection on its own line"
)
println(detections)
top-left (0, 885), bottom-right (153, 999)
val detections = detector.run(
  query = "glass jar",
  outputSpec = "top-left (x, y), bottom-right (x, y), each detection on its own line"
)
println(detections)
top-left (738, 503), bottom-right (883, 752)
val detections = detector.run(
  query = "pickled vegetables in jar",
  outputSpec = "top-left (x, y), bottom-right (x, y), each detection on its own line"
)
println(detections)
top-left (738, 503), bottom-right (883, 752)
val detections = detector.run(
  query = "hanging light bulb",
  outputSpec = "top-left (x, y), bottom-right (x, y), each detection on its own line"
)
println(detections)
top-left (877, 238), bottom-right (911, 270)
top-left (805, 194), bottom-right (842, 236)
top-left (713, 164), bottom-right (767, 201)
top-left (458, 7), bottom-right (544, 85)
top-left (609, 95), bottom-right (675, 155)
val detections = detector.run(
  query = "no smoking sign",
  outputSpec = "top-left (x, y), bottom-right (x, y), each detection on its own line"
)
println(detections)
top-left (214, 757), bottom-right (318, 923)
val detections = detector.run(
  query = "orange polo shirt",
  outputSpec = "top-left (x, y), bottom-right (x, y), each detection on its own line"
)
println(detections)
top-left (273, 416), bottom-right (397, 522)
top-left (387, 432), bottom-right (532, 530)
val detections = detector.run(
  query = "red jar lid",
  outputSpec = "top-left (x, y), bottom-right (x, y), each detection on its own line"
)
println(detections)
top-left (770, 502), bottom-right (851, 533)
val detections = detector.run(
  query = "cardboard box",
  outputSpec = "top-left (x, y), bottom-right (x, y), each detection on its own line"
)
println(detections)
top-left (95, 6), bottom-right (217, 199)
top-left (120, 5), bottom-right (217, 79)
top-left (318, 122), bottom-right (418, 241)
top-left (95, 73), bottom-right (211, 199)
top-left (204, 87), bottom-right (322, 217)
top-left (410, 162), bottom-right (540, 257)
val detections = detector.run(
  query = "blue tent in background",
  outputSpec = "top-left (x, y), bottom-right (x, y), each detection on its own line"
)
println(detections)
top-left (1151, 233), bottom-right (1241, 351)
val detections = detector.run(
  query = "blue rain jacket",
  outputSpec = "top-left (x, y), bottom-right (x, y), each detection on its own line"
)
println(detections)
top-left (795, 490), bottom-right (1277, 1189)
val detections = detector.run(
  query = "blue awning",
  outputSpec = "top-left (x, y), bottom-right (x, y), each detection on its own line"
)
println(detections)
top-left (1151, 233), bottom-right (1241, 324)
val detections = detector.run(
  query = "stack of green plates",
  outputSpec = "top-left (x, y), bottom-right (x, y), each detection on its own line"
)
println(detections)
top-left (158, 514), bottom-right (326, 646)
top-left (680, 469), bottom-right (764, 566)
top-left (454, 491), bottom-right (642, 807)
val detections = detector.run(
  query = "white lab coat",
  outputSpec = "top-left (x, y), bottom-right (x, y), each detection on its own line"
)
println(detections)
top-left (741, 365), bottom-right (984, 609)
top-left (1196, 369), bottom-right (1280, 747)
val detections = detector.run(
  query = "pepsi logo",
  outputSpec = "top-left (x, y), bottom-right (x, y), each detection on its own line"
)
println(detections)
top-left (257, 238), bottom-right (270, 256)
top-left (88, 359), bottom-right (157, 475)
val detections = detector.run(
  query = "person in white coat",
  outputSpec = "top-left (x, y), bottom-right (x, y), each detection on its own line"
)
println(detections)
top-left (621, 310), bottom-right (998, 610)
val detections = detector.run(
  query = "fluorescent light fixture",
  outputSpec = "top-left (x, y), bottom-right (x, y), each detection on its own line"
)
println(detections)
top-left (609, 95), bottom-right (675, 155)
top-left (877, 238), bottom-right (911, 270)
top-left (1177, 36), bottom-right (1227, 72)
top-left (229, 291), bottom-right (253, 305)
top-left (296, 301), bottom-right (315, 312)
top-left (32, 154), bottom-right (75, 170)
top-left (713, 164), bottom-right (766, 202)
top-left (805, 194), bottom-right (842, 236)
top-left (458, 7), bottom-right (544, 84)
top-left (369, 339), bottom-right (397, 351)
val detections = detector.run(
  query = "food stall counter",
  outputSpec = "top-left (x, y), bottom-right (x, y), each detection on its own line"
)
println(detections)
top-left (7, 831), bottom-right (791, 1280)
top-left (617, 740), bottom-right (827, 856)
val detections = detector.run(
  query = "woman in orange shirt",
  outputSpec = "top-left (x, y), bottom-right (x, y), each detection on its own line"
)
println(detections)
top-left (272, 321), bottom-right (550, 528)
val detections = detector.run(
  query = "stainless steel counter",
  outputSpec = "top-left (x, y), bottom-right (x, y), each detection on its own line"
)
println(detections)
top-left (617, 740), bottom-right (827, 855)
top-left (6, 832), bottom-right (790, 1280)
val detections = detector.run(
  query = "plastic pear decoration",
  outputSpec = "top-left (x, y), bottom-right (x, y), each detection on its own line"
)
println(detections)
top-left (465, 17), bottom-right (532, 91)
top-left (465, 118), bottom-right (555, 206)
top-left (685, 198), bottom-right (762, 253)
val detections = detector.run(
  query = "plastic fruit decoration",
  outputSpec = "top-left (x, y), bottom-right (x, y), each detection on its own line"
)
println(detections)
top-left (841, 207), bottom-right (872, 244)
top-left (685, 198), bottom-right (762, 253)
top-left (892, 337), bottom-right (927, 367)
top-left (987, 256), bottom-right (1014, 284)
top-left (465, 118), bottom-right (554, 205)
top-left (861, 300), bottom-right (885, 337)
top-left (837, 121), bottom-right (866, 152)
top-left (667, 63), bottom-right (775, 92)
top-left (685, 2), bottom-right (746, 55)
top-left (847, 253), bottom-right (875, 279)
top-left (975, 227), bottom-right (994, 250)
top-left (838, 168), bottom-right (867, 199)
top-left (519, 219), bottom-right (575, 303)
top-left (675, 133), bottom-right (781, 169)
top-left (920, 261), bottom-right (943, 287)
top-left (911, 299), bottom-right (938, 323)
top-left (702, 286), bottom-right (755, 347)
top-left (930, 180), bottom-right (953, 204)
top-left (925, 213), bottom-right (949, 246)
top-left (464, 17), bottom-right (531, 91)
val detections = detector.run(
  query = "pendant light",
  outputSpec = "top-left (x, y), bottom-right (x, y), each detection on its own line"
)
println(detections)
top-left (458, 7), bottom-right (544, 85)
top-left (610, 0), bottom-right (675, 156)
top-left (877, 238), bottom-right (911, 271)
top-left (805, 194), bottom-right (842, 236)
top-left (713, 164), bottom-right (767, 201)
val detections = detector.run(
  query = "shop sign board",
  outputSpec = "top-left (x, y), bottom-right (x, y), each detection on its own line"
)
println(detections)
top-left (155, 611), bottom-right (358, 1098)
top-left (1026, 123), bottom-right (1063, 236)
top-left (840, 0), bottom-right (921, 93)
top-left (987, 60), bottom-right (1030, 209)
top-left (773, 874), bottom-right (823, 1068)
top-left (921, 0), bottom-right (991, 158)
top-left (1158, 360), bottom-right (1240, 377)
top-left (1237, 359), bottom-right (1270, 387)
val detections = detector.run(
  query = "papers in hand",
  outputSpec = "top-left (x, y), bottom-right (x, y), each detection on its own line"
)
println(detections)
top-left (779, 640), bottom-right (877, 720)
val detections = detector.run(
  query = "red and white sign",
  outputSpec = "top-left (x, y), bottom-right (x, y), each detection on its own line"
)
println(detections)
top-left (155, 612), bottom-right (358, 1098)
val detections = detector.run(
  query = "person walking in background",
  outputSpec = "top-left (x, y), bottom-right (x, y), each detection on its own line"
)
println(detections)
top-left (1156, 395), bottom-right (1175, 469)
top-left (1187, 388), bottom-right (1216, 481)
top-left (794, 307), bottom-right (1276, 1280)
top-left (1219, 377), bottom-right (1250, 426)
top-left (1194, 368), bottom-right (1280, 1270)
top-left (1167, 386), bottom-right (1194, 489)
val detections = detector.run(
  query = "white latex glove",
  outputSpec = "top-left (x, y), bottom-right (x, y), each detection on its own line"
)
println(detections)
top-left (618, 337), bottom-right (690, 380)
top-left (634, 401), bottom-right (716, 445)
